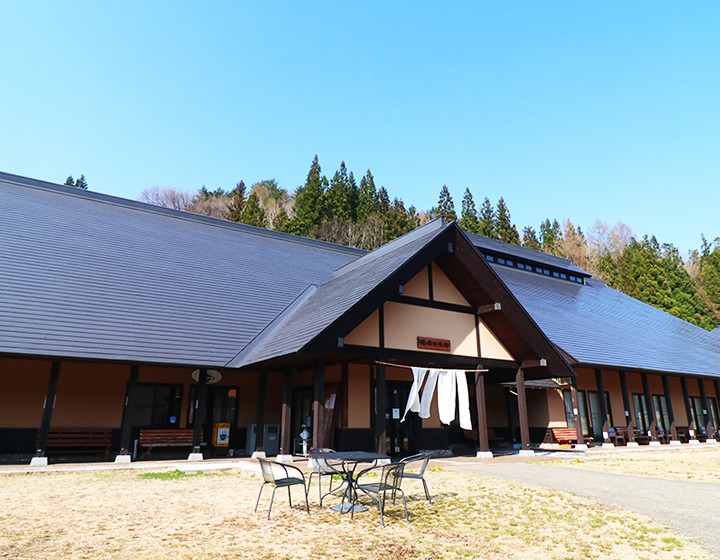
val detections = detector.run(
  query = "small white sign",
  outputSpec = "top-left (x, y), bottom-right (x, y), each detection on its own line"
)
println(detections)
top-left (392, 408), bottom-right (400, 419)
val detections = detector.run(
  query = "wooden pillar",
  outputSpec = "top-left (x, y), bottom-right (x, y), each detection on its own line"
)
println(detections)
top-left (662, 375), bottom-right (678, 441)
top-left (570, 377), bottom-right (584, 446)
top-left (505, 388), bottom-right (517, 444)
top-left (641, 373), bottom-right (658, 441)
top-left (681, 376), bottom-right (696, 438)
top-left (619, 371), bottom-right (636, 443)
top-left (375, 362), bottom-right (387, 455)
top-left (313, 358), bottom-right (325, 449)
top-left (516, 369), bottom-right (531, 452)
top-left (595, 369), bottom-right (610, 443)
top-left (698, 378), bottom-right (713, 438)
top-left (474, 369), bottom-right (490, 454)
top-left (36, 361), bottom-right (61, 457)
top-left (118, 364), bottom-right (139, 455)
top-left (192, 368), bottom-right (208, 453)
top-left (280, 370), bottom-right (293, 455)
top-left (255, 371), bottom-right (267, 452)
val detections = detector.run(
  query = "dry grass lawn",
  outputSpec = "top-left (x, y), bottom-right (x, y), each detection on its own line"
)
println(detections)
top-left (0, 465), bottom-right (712, 559)
top-left (548, 446), bottom-right (720, 483)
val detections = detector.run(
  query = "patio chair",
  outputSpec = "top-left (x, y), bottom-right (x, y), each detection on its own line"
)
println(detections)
top-left (608, 427), bottom-right (625, 446)
top-left (397, 452), bottom-right (433, 503)
top-left (254, 458), bottom-right (309, 519)
top-left (355, 462), bottom-right (409, 528)
top-left (308, 448), bottom-right (346, 506)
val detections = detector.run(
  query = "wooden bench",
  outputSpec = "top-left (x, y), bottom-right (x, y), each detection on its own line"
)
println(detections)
top-left (37, 428), bottom-right (113, 460)
top-left (463, 427), bottom-right (505, 447)
top-left (137, 429), bottom-right (205, 458)
top-left (551, 428), bottom-right (593, 446)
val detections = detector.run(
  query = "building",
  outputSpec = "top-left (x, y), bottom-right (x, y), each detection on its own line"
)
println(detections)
top-left (1, 172), bottom-right (719, 464)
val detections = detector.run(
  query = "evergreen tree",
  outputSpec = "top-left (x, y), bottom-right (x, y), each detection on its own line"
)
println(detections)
top-left (522, 226), bottom-right (541, 251)
top-left (384, 198), bottom-right (413, 243)
top-left (227, 181), bottom-right (246, 223)
top-left (240, 191), bottom-right (267, 228)
top-left (540, 219), bottom-right (562, 254)
top-left (284, 155), bottom-right (327, 238)
top-left (63, 175), bottom-right (88, 189)
top-left (699, 238), bottom-right (720, 320)
top-left (496, 197), bottom-right (520, 245)
top-left (458, 188), bottom-right (479, 234)
top-left (197, 186), bottom-right (226, 200)
top-left (271, 207), bottom-right (289, 231)
top-left (436, 185), bottom-right (457, 222)
top-left (377, 186), bottom-right (391, 216)
top-left (357, 170), bottom-right (379, 223)
top-left (478, 197), bottom-right (496, 238)
top-left (326, 162), bottom-right (355, 222)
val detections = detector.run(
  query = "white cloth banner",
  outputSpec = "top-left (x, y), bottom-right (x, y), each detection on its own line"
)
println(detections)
top-left (401, 367), bottom-right (427, 422)
top-left (400, 367), bottom-right (472, 430)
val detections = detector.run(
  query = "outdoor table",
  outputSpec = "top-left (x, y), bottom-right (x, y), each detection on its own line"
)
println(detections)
top-left (311, 450), bottom-right (390, 513)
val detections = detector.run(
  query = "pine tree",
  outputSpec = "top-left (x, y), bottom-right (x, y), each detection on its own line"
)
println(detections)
top-left (540, 219), bottom-right (562, 254)
top-left (326, 162), bottom-right (354, 222)
top-left (478, 197), bottom-right (496, 238)
top-left (284, 155), bottom-right (327, 237)
top-left (240, 191), bottom-right (267, 228)
top-left (522, 226), bottom-right (541, 251)
top-left (384, 198), bottom-right (413, 243)
top-left (377, 186), bottom-right (391, 216)
top-left (436, 185), bottom-right (457, 222)
top-left (64, 176), bottom-right (75, 186)
top-left (496, 197), bottom-right (520, 245)
top-left (459, 188), bottom-right (479, 234)
top-left (227, 181), bottom-right (246, 223)
top-left (357, 170), bottom-right (379, 223)
top-left (63, 175), bottom-right (88, 189)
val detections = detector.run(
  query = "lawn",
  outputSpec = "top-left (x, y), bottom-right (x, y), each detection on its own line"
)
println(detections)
top-left (549, 446), bottom-right (720, 483)
top-left (0, 464), bottom-right (711, 559)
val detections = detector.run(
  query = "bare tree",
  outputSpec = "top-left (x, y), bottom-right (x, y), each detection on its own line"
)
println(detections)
top-left (138, 185), bottom-right (194, 210)
top-left (186, 197), bottom-right (229, 219)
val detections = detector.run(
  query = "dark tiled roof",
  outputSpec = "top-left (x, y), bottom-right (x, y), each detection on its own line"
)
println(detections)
top-left (465, 232), bottom-right (589, 276)
top-left (493, 265), bottom-right (720, 377)
top-left (0, 173), bottom-right (362, 366)
top-left (230, 219), bottom-right (448, 366)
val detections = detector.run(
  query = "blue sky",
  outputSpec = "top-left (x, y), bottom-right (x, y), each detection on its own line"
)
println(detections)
top-left (2, 2), bottom-right (718, 254)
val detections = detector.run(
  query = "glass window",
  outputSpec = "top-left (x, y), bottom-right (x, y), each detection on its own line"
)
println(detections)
top-left (552, 271), bottom-right (560, 278)
top-left (188, 386), bottom-right (239, 426)
top-left (560, 273), bottom-right (567, 279)
top-left (486, 255), bottom-right (495, 262)
top-left (130, 384), bottom-right (183, 428)
top-left (498, 258), bottom-right (506, 265)
top-left (563, 389), bottom-right (590, 435)
top-left (587, 391), bottom-right (613, 440)
top-left (652, 395), bottom-right (670, 431)
top-left (506, 260), bottom-right (513, 267)
top-left (633, 394), bottom-right (651, 434)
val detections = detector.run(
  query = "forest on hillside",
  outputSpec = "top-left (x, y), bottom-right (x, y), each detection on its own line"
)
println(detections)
top-left (125, 156), bottom-right (720, 331)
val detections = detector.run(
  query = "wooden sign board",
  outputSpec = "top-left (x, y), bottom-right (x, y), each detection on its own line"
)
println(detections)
top-left (417, 337), bottom-right (451, 352)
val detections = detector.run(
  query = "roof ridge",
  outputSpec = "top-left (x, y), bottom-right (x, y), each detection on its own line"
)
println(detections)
top-left (333, 217), bottom-right (446, 278)
top-left (0, 171), bottom-right (365, 258)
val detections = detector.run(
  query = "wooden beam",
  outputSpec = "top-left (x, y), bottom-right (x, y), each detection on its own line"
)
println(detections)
top-left (280, 370), bottom-right (293, 455)
top-left (475, 369), bottom-right (490, 453)
top-left (477, 302), bottom-right (502, 315)
top-left (619, 371), bottom-right (636, 443)
top-left (516, 369), bottom-right (531, 451)
top-left (595, 369), bottom-right (610, 444)
top-left (118, 364), bottom-right (139, 455)
top-left (662, 375), bottom-right (678, 441)
top-left (36, 361), bottom-right (61, 457)
top-left (391, 295), bottom-right (476, 314)
top-left (376, 361), bottom-right (387, 455)
top-left (313, 359), bottom-right (325, 449)
top-left (641, 372), bottom-right (658, 441)
top-left (193, 368), bottom-right (208, 453)
top-left (715, 379), bottom-right (720, 436)
top-left (520, 359), bottom-right (547, 369)
top-left (339, 344), bottom-right (519, 370)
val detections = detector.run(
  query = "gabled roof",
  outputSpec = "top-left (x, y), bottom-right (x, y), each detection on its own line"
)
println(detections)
top-left (228, 219), bottom-right (450, 367)
top-left (493, 265), bottom-right (720, 377)
top-left (0, 172), bottom-right (361, 366)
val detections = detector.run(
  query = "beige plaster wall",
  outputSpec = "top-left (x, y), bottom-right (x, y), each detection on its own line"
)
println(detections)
top-left (403, 266), bottom-right (430, 299)
top-left (478, 320), bottom-right (513, 361)
top-left (384, 302), bottom-right (478, 357)
top-left (344, 310), bottom-right (379, 347)
top-left (348, 364), bottom-right (371, 429)
top-left (546, 389), bottom-right (567, 428)
top-left (431, 263), bottom-right (469, 305)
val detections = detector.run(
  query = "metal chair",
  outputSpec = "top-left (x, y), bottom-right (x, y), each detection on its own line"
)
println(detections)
top-left (355, 462), bottom-right (409, 527)
top-left (308, 448), bottom-right (346, 506)
top-left (397, 452), bottom-right (433, 503)
top-left (254, 458), bottom-right (309, 519)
